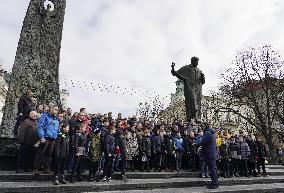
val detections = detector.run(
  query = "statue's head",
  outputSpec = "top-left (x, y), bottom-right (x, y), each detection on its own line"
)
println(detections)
top-left (191, 56), bottom-right (199, 67)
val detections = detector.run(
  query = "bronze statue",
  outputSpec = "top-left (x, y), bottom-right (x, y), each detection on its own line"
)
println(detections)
top-left (171, 56), bottom-right (205, 122)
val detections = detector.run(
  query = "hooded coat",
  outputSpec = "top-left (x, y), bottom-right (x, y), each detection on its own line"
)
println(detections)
top-left (201, 127), bottom-right (217, 160)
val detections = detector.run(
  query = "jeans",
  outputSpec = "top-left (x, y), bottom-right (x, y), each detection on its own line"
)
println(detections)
top-left (200, 160), bottom-right (208, 175)
top-left (205, 159), bottom-right (218, 186)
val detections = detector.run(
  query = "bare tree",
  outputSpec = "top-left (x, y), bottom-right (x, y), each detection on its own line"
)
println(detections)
top-left (137, 95), bottom-right (165, 120)
top-left (219, 45), bottom-right (284, 157)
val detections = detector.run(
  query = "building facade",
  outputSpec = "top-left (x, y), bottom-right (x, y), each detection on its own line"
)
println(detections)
top-left (0, 66), bottom-right (8, 123)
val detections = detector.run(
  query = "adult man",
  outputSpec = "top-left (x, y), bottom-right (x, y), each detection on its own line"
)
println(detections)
top-left (171, 57), bottom-right (205, 121)
top-left (33, 104), bottom-right (59, 175)
top-left (14, 90), bottom-right (34, 136)
top-left (16, 111), bottom-right (38, 173)
top-left (201, 122), bottom-right (218, 189)
top-left (64, 107), bottom-right (72, 122)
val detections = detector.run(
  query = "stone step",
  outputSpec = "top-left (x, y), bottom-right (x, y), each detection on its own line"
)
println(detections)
top-left (0, 175), bottom-right (284, 193)
top-left (83, 183), bottom-right (284, 193)
top-left (0, 168), bottom-right (283, 182)
top-left (266, 164), bottom-right (284, 169)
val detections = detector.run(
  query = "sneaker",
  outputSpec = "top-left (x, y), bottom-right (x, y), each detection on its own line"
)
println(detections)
top-left (206, 184), bottom-right (219, 189)
top-left (122, 175), bottom-right (128, 182)
top-left (102, 176), bottom-right (107, 182)
top-left (201, 174), bottom-right (206, 178)
top-left (205, 174), bottom-right (210, 178)
top-left (59, 175), bottom-right (67, 184)
top-left (107, 177), bottom-right (112, 182)
top-left (53, 176), bottom-right (60, 185)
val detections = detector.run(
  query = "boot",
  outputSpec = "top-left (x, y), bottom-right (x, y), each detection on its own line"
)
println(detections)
top-left (53, 176), bottom-right (60, 185)
top-left (59, 175), bottom-right (67, 184)
top-left (122, 175), bottom-right (128, 182)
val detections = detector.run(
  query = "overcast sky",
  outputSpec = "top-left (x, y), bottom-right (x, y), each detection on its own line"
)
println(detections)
top-left (1, 0), bottom-right (284, 117)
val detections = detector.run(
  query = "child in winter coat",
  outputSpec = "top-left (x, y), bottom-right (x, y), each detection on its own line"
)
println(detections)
top-left (182, 130), bottom-right (194, 171)
top-left (220, 138), bottom-right (231, 178)
top-left (255, 136), bottom-right (268, 176)
top-left (238, 136), bottom-right (250, 177)
top-left (53, 123), bottom-right (70, 185)
top-left (70, 123), bottom-right (88, 183)
top-left (152, 130), bottom-right (164, 172)
top-left (88, 129), bottom-right (102, 182)
top-left (229, 136), bottom-right (240, 177)
top-left (102, 125), bottom-right (116, 182)
top-left (163, 130), bottom-right (175, 172)
top-left (141, 129), bottom-right (152, 172)
top-left (173, 132), bottom-right (184, 172)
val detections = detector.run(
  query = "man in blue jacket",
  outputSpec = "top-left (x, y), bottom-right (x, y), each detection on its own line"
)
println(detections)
top-left (33, 104), bottom-right (59, 175)
top-left (201, 122), bottom-right (218, 189)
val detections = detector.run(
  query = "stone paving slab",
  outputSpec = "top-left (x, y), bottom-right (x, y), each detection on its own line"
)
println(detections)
top-left (0, 176), bottom-right (284, 193)
top-left (82, 183), bottom-right (284, 193)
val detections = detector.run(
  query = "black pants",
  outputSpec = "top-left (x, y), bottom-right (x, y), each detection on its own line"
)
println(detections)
top-left (89, 160), bottom-right (99, 178)
top-left (141, 155), bottom-right (150, 171)
top-left (165, 154), bottom-right (175, 171)
top-left (54, 157), bottom-right (66, 176)
top-left (221, 158), bottom-right (230, 176)
top-left (257, 157), bottom-right (266, 175)
top-left (230, 158), bottom-right (239, 175)
top-left (120, 155), bottom-right (126, 176)
top-left (34, 139), bottom-right (55, 170)
top-left (14, 115), bottom-right (26, 136)
top-left (17, 144), bottom-right (35, 171)
top-left (239, 159), bottom-right (248, 176)
top-left (103, 155), bottom-right (113, 178)
top-left (71, 155), bottom-right (82, 178)
top-left (248, 160), bottom-right (256, 176)
top-left (153, 152), bottom-right (163, 170)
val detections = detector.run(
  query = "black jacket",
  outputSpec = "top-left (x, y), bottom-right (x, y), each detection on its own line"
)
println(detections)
top-left (256, 141), bottom-right (267, 158)
top-left (183, 136), bottom-right (194, 154)
top-left (141, 136), bottom-right (152, 156)
top-left (104, 132), bottom-right (116, 156)
top-left (54, 133), bottom-right (70, 158)
top-left (163, 135), bottom-right (175, 155)
top-left (17, 95), bottom-right (33, 118)
top-left (73, 131), bottom-right (87, 154)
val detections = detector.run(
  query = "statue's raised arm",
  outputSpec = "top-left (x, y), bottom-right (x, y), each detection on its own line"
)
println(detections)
top-left (171, 62), bottom-right (185, 81)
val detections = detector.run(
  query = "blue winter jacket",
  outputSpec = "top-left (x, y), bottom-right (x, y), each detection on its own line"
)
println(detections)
top-left (201, 127), bottom-right (217, 160)
top-left (37, 112), bottom-right (59, 139)
top-left (173, 136), bottom-right (185, 153)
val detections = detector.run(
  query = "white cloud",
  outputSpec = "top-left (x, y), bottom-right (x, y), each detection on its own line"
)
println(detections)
top-left (1, 0), bottom-right (284, 117)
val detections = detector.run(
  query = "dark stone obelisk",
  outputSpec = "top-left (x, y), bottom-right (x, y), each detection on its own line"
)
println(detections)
top-left (0, 0), bottom-right (66, 138)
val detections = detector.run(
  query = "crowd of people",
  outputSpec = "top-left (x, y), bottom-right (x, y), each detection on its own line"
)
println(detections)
top-left (14, 90), bottom-right (269, 189)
